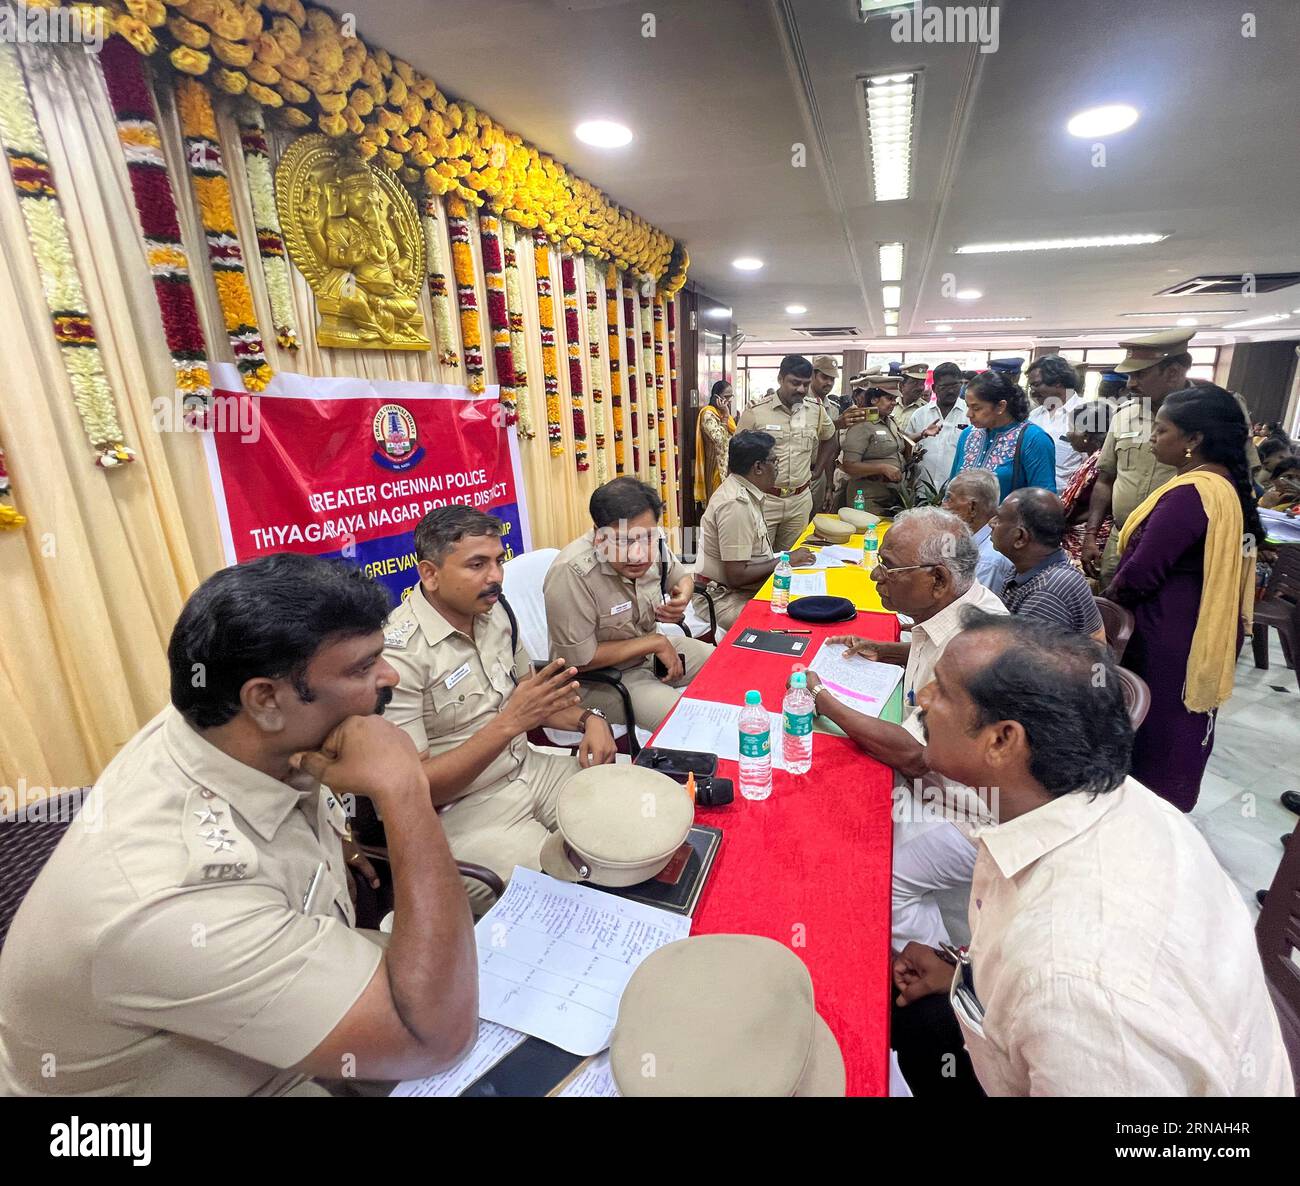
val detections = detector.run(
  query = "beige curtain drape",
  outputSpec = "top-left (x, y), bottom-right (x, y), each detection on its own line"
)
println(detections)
top-left (0, 46), bottom-right (684, 790)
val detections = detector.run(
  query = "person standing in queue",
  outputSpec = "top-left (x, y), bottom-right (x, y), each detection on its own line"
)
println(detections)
top-left (838, 376), bottom-right (913, 516)
top-left (907, 361), bottom-right (967, 496)
top-left (950, 371), bottom-right (1057, 499)
top-left (545, 477), bottom-right (714, 735)
top-left (737, 354), bottom-right (837, 551)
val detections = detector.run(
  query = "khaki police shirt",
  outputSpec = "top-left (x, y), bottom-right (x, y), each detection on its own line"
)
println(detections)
top-left (891, 396), bottom-right (928, 436)
top-left (544, 530), bottom-right (688, 670)
top-left (841, 414), bottom-right (908, 508)
top-left (0, 708), bottom-right (379, 1097)
top-left (737, 394), bottom-right (835, 491)
top-left (383, 587), bottom-right (529, 798)
top-left (1099, 391), bottom-right (1261, 526)
top-left (695, 473), bottom-right (773, 592)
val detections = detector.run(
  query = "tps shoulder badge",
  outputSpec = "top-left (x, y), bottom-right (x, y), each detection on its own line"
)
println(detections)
top-left (372, 403), bottom-right (426, 472)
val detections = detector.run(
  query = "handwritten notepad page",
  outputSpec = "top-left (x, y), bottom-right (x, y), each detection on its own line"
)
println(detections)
top-left (789, 571), bottom-right (828, 598)
top-left (390, 1020), bottom-right (527, 1097)
top-left (475, 868), bottom-right (690, 1055)
top-left (557, 1052), bottom-right (622, 1097)
top-left (653, 697), bottom-right (796, 771)
top-left (808, 641), bottom-right (903, 718)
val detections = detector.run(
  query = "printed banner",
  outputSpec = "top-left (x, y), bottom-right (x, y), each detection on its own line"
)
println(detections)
top-left (202, 364), bottom-right (531, 603)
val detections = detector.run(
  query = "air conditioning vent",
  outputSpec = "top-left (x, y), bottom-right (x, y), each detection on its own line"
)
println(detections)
top-left (1155, 273), bottom-right (1300, 297)
top-left (791, 326), bottom-right (860, 338)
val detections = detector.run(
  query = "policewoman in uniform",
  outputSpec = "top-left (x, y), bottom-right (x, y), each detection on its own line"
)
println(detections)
top-left (546, 477), bottom-right (714, 734)
top-left (0, 555), bottom-right (479, 1095)
top-left (383, 506), bottom-right (617, 911)
top-left (737, 354), bottom-right (837, 552)
top-left (839, 375), bottom-right (913, 516)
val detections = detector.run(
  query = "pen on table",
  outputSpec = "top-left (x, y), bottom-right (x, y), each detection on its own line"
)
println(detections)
top-left (772, 629), bottom-right (811, 634)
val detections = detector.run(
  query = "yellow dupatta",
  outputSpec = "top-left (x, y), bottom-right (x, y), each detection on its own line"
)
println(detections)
top-left (1117, 470), bottom-right (1253, 713)
top-left (694, 405), bottom-right (736, 504)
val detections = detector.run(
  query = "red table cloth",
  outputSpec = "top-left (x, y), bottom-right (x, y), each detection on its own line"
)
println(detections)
top-left (653, 599), bottom-right (900, 1097)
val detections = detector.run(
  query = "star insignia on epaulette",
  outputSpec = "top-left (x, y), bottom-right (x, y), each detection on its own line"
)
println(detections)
top-left (201, 828), bottom-right (235, 853)
top-left (194, 807), bottom-right (223, 827)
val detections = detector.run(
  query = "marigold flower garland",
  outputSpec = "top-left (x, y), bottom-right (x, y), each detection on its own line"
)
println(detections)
top-left (604, 264), bottom-right (625, 475)
top-left (559, 255), bottom-right (589, 472)
top-left (621, 277), bottom-right (641, 474)
top-left (234, 103), bottom-right (299, 350)
top-left (0, 41), bottom-right (133, 465)
top-left (638, 285), bottom-right (657, 477)
top-left (420, 194), bottom-right (459, 368)
top-left (653, 294), bottom-right (670, 506)
top-left (99, 36), bottom-right (210, 416)
top-left (583, 257), bottom-right (609, 484)
top-left (501, 219), bottom-right (534, 439)
top-left (667, 296), bottom-right (680, 448)
top-left (478, 211), bottom-right (517, 426)
top-left (532, 232), bottom-right (564, 456)
top-left (445, 195), bottom-right (485, 394)
top-left (175, 77), bottom-right (271, 391)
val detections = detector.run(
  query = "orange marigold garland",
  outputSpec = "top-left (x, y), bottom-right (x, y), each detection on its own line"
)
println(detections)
top-left (653, 294), bottom-right (670, 506)
top-left (478, 211), bottom-right (517, 426)
top-left (621, 276), bottom-right (641, 474)
top-left (175, 77), bottom-right (271, 391)
top-left (605, 264), bottom-right (625, 474)
top-left (559, 254), bottom-right (588, 472)
top-left (583, 257), bottom-right (609, 484)
top-left (532, 232), bottom-right (563, 456)
top-left (638, 284), bottom-right (657, 477)
top-left (501, 220), bottom-right (534, 439)
top-left (420, 194), bottom-right (459, 368)
top-left (445, 195), bottom-right (484, 394)
top-left (667, 296), bottom-right (680, 448)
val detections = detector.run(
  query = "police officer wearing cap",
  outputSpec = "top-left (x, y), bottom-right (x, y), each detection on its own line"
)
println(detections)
top-left (988, 356), bottom-right (1026, 386)
top-left (383, 506), bottom-right (617, 911)
top-left (1081, 330), bottom-right (1259, 581)
top-left (0, 554), bottom-right (479, 1095)
top-left (545, 477), bottom-right (714, 734)
top-left (808, 355), bottom-right (871, 511)
top-left (892, 362), bottom-right (932, 434)
top-left (838, 374), bottom-right (913, 515)
top-left (737, 354), bottom-right (838, 551)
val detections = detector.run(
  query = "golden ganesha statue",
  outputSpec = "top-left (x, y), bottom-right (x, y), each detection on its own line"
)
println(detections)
top-left (277, 135), bottom-right (430, 350)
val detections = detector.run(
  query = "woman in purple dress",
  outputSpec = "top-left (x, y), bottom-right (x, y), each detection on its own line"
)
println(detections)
top-left (1104, 386), bottom-right (1261, 812)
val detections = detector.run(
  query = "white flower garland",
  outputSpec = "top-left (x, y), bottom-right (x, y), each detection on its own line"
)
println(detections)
top-left (421, 194), bottom-right (459, 369)
top-left (502, 219), bottom-right (535, 439)
top-left (584, 256), bottom-right (609, 484)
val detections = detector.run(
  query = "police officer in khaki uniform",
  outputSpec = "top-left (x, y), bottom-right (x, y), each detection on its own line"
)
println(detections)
top-left (839, 375), bottom-right (913, 515)
top-left (737, 354), bottom-right (837, 551)
top-left (1082, 330), bottom-right (1260, 582)
top-left (383, 506), bottom-right (617, 910)
top-left (0, 554), bottom-right (478, 1095)
top-left (892, 363), bottom-right (931, 434)
top-left (546, 476), bottom-right (714, 734)
top-left (694, 430), bottom-right (816, 631)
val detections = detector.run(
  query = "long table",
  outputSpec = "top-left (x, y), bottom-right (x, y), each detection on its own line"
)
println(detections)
top-left (654, 530), bottom-right (900, 1097)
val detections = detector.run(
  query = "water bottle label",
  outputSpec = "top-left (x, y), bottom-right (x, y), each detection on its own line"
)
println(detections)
top-left (864, 537), bottom-right (878, 554)
top-left (739, 730), bottom-right (770, 758)
top-left (773, 574), bottom-right (791, 591)
top-left (783, 710), bottom-right (813, 736)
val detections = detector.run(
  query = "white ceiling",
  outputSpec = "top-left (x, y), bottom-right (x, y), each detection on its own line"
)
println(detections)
top-left (344, 0), bottom-right (1300, 351)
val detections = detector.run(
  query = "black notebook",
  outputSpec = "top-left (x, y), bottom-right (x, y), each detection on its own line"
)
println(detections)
top-left (590, 824), bottom-right (722, 917)
top-left (731, 628), bottom-right (813, 657)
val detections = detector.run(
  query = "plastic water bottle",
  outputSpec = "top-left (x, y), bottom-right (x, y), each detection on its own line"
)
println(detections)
top-left (853, 488), bottom-right (866, 512)
top-left (782, 672), bottom-right (815, 775)
top-left (738, 690), bottom-right (773, 801)
top-left (772, 552), bottom-right (792, 614)
top-left (862, 522), bottom-right (879, 566)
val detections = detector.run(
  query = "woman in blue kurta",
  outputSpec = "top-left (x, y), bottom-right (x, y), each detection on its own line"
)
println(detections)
top-left (950, 371), bottom-right (1057, 498)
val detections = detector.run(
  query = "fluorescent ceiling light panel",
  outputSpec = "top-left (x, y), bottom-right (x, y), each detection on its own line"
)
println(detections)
top-left (706, 307), bottom-right (732, 318)
top-left (884, 310), bottom-right (899, 326)
top-left (954, 233), bottom-right (1168, 255)
top-left (858, 0), bottom-right (913, 15)
top-left (923, 316), bottom-right (1030, 324)
top-left (882, 285), bottom-right (901, 309)
top-left (1066, 105), bottom-right (1139, 139)
top-left (785, 304), bottom-right (807, 315)
top-left (933, 324), bottom-right (953, 332)
top-left (574, 120), bottom-right (632, 148)
top-left (1222, 313), bottom-right (1291, 329)
top-left (732, 257), bottom-right (764, 271)
top-left (878, 242), bottom-right (904, 283)
top-left (954, 289), bottom-right (982, 300)
top-left (864, 73), bottom-right (916, 202)
top-left (1118, 310), bottom-right (1245, 317)
top-left (884, 326), bottom-right (898, 336)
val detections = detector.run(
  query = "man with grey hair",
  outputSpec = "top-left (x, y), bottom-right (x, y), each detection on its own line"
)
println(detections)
top-left (942, 468), bottom-right (1014, 596)
top-left (800, 506), bottom-right (1006, 946)
top-left (1027, 355), bottom-right (1087, 489)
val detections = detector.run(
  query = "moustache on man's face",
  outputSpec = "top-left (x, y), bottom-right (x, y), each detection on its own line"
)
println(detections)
top-left (916, 709), bottom-right (929, 743)
top-left (481, 583), bottom-right (503, 598)
top-left (374, 685), bottom-right (394, 715)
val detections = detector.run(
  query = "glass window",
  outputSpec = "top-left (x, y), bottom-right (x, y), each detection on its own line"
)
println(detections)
top-left (1187, 365), bottom-right (1215, 384)
top-left (1188, 347), bottom-right (1218, 365)
top-left (866, 352), bottom-right (903, 369)
top-left (1059, 349), bottom-right (1085, 362)
top-left (1084, 348), bottom-right (1126, 364)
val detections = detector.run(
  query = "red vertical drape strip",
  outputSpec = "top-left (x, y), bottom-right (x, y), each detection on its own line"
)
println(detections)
top-left (560, 255), bottom-right (588, 472)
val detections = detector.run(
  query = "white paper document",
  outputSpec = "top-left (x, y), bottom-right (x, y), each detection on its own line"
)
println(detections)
top-left (653, 697), bottom-right (797, 770)
top-left (556, 1052), bottom-right (622, 1097)
top-left (789, 571), bottom-right (827, 598)
top-left (475, 868), bottom-right (690, 1056)
top-left (808, 641), bottom-right (903, 717)
top-left (390, 1020), bottom-right (527, 1097)
top-left (795, 544), bottom-right (861, 570)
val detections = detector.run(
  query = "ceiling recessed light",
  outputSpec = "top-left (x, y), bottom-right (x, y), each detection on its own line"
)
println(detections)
top-left (954, 233), bottom-right (1167, 255)
top-left (705, 307), bottom-right (732, 318)
top-left (878, 243), bottom-right (904, 283)
top-left (954, 289), bottom-right (982, 301)
top-left (1176, 317), bottom-right (1198, 327)
top-left (785, 304), bottom-right (807, 315)
top-left (933, 323), bottom-right (953, 332)
top-left (947, 336), bottom-right (957, 342)
top-left (574, 119), bottom-right (632, 148)
top-left (1067, 104), bottom-right (1139, 139)
top-left (732, 257), bottom-right (764, 271)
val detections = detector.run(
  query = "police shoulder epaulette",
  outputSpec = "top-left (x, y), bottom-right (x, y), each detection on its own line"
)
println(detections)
top-left (384, 614), bottom-right (419, 649)
top-left (179, 786), bottom-right (260, 887)
top-left (570, 549), bottom-right (599, 577)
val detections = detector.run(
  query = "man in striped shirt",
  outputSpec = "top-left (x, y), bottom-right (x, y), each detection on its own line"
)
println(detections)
top-left (992, 489), bottom-right (1106, 644)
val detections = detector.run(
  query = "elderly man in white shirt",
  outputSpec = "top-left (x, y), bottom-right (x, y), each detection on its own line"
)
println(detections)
top-left (1026, 355), bottom-right (1087, 489)
top-left (795, 506), bottom-right (1004, 948)
top-left (892, 611), bottom-right (1294, 1097)
top-left (941, 468), bottom-right (1014, 597)
top-left (906, 362), bottom-right (967, 494)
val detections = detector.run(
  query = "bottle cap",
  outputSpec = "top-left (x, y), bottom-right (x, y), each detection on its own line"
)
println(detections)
top-left (791, 671), bottom-right (807, 689)
top-left (744, 690), bottom-right (761, 705)
top-left (780, 552), bottom-right (790, 562)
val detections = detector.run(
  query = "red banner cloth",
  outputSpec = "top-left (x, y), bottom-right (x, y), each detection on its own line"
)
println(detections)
top-left (655, 600), bottom-right (900, 1097)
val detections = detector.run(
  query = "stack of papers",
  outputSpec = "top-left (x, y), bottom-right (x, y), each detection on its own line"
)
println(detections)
top-left (808, 640), bottom-right (903, 717)
top-left (653, 697), bottom-right (800, 770)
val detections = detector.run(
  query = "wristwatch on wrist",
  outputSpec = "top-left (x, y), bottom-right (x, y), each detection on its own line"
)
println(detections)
top-left (578, 708), bottom-right (608, 731)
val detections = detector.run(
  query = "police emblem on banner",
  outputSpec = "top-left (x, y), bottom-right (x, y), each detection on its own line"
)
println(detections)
top-left (371, 403), bottom-right (426, 472)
